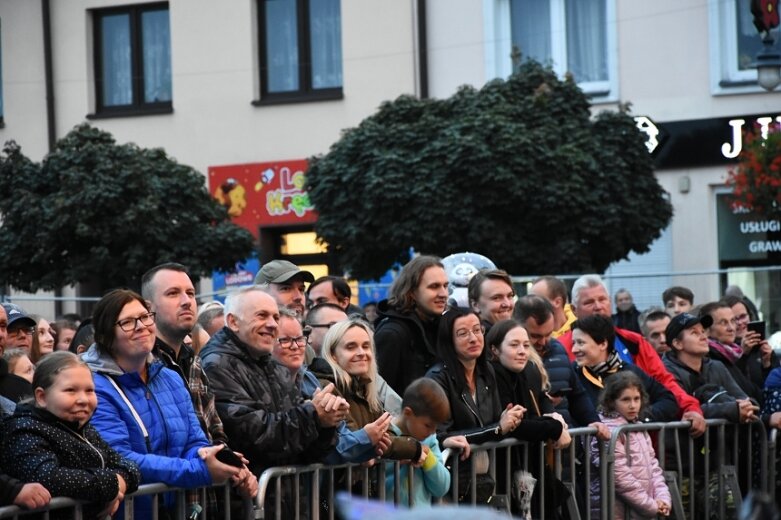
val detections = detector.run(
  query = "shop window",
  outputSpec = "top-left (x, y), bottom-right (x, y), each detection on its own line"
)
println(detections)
top-left (256, 0), bottom-right (343, 104)
top-left (91, 3), bottom-right (172, 117)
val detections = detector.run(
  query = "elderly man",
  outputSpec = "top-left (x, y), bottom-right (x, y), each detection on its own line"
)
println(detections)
top-left (558, 274), bottom-right (706, 437)
top-left (197, 301), bottom-right (225, 336)
top-left (254, 259), bottom-right (314, 319)
top-left (200, 286), bottom-right (348, 475)
top-left (467, 269), bottom-right (515, 332)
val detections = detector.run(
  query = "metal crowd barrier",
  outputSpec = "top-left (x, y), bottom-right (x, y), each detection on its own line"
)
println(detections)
top-left (0, 418), bottom-right (772, 520)
top-left (255, 459), bottom-right (424, 520)
top-left (253, 418), bottom-right (773, 520)
top-left (0, 481), bottom-right (252, 520)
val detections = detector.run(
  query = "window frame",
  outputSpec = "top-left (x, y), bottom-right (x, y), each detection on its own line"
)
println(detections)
top-left (485, 0), bottom-right (618, 103)
top-left (709, 0), bottom-right (770, 94)
top-left (89, 2), bottom-right (173, 118)
top-left (254, 0), bottom-right (343, 106)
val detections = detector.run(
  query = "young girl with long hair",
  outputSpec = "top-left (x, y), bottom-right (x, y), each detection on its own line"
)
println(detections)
top-left (591, 371), bottom-right (671, 519)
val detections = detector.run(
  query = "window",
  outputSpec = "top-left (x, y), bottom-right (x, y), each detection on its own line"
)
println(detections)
top-left (710, 0), bottom-right (770, 92)
top-left (486, 0), bottom-right (616, 99)
top-left (91, 3), bottom-right (172, 116)
top-left (256, 0), bottom-right (343, 104)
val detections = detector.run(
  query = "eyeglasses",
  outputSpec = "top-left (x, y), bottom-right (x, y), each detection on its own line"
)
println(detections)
top-left (116, 312), bottom-right (156, 332)
top-left (8, 326), bottom-right (34, 336)
top-left (277, 336), bottom-right (308, 350)
top-left (308, 322), bottom-right (339, 329)
top-left (455, 326), bottom-right (485, 340)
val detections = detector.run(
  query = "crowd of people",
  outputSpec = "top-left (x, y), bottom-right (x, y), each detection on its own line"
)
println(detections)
top-left (0, 256), bottom-right (777, 519)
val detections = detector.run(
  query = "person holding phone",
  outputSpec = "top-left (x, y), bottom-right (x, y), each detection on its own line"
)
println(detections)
top-left (724, 295), bottom-right (779, 388)
top-left (700, 301), bottom-right (765, 404)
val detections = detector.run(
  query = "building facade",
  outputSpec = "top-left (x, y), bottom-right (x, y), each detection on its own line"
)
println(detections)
top-left (1, 0), bottom-right (780, 325)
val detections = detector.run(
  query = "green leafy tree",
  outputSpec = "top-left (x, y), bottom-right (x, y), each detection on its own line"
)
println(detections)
top-left (0, 124), bottom-right (254, 292)
top-left (306, 60), bottom-right (672, 279)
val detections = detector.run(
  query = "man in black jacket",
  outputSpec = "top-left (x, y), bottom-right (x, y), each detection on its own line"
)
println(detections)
top-left (514, 295), bottom-right (609, 439)
top-left (375, 255), bottom-right (449, 394)
top-left (201, 286), bottom-right (349, 474)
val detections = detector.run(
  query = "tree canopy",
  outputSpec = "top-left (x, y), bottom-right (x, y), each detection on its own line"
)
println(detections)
top-left (306, 60), bottom-right (672, 279)
top-left (0, 124), bottom-right (254, 292)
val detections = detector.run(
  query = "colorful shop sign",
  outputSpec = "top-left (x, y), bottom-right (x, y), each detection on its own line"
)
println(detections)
top-left (208, 160), bottom-right (317, 237)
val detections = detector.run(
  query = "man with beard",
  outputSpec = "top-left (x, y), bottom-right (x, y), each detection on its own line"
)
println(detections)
top-left (254, 260), bottom-right (314, 320)
top-left (141, 263), bottom-right (229, 444)
top-left (375, 255), bottom-right (449, 394)
top-left (141, 263), bottom-right (257, 509)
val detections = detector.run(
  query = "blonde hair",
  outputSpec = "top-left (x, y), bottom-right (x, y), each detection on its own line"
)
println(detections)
top-left (526, 348), bottom-right (551, 392)
top-left (321, 319), bottom-right (381, 413)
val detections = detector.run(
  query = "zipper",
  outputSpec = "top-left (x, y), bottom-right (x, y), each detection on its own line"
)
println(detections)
top-left (69, 429), bottom-right (106, 469)
top-left (461, 392), bottom-right (483, 427)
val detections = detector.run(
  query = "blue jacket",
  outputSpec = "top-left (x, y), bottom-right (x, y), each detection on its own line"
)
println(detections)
top-left (82, 345), bottom-right (212, 516)
top-left (384, 424), bottom-right (450, 507)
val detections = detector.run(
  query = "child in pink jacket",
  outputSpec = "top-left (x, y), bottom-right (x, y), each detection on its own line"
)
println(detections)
top-left (591, 371), bottom-right (671, 519)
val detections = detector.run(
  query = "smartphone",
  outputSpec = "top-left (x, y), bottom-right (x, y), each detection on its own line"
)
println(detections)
top-left (747, 321), bottom-right (766, 341)
top-left (216, 445), bottom-right (243, 468)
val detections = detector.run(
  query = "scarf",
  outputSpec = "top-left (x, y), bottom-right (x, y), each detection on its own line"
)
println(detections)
top-left (708, 338), bottom-right (743, 365)
top-left (582, 351), bottom-right (622, 388)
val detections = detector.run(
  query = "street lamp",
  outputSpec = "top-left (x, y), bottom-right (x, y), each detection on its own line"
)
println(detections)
top-left (752, 0), bottom-right (781, 91)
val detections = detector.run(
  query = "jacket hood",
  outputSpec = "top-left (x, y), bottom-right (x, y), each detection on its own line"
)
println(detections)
top-left (376, 299), bottom-right (411, 321)
top-left (80, 344), bottom-right (125, 376)
top-left (80, 343), bottom-right (161, 384)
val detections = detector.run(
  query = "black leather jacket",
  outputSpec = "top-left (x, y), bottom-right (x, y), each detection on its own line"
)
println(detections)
top-left (426, 361), bottom-right (504, 445)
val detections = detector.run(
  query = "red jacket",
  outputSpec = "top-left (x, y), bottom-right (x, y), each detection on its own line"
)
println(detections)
top-left (558, 327), bottom-right (702, 416)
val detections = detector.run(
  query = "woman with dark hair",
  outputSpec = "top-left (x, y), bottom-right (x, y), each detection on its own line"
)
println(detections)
top-left (485, 319), bottom-right (570, 517)
top-left (571, 315), bottom-right (678, 422)
top-left (425, 307), bottom-right (524, 502)
top-left (485, 319), bottom-right (567, 444)
top-left (81, 289), bottom-right (251, 519)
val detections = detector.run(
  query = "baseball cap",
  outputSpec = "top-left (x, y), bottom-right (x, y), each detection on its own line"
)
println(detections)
top-left (254, 260), bottom-right (315, 285)
top-left (665, 312), bottom-right (714, 343)
top-left (2, 303), bottom-right (37, 329)
top-left (197, 300), bottom-right (224, 318)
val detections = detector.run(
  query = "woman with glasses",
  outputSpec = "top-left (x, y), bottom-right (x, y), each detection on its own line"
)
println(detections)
top-left (425, 307), bottom-right (524, 503)
top-left (82, 289), bottom-right (245, 519)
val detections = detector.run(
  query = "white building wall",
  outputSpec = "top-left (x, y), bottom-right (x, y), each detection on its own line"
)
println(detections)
top-left (0, 0), bottom-right (418, 317)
